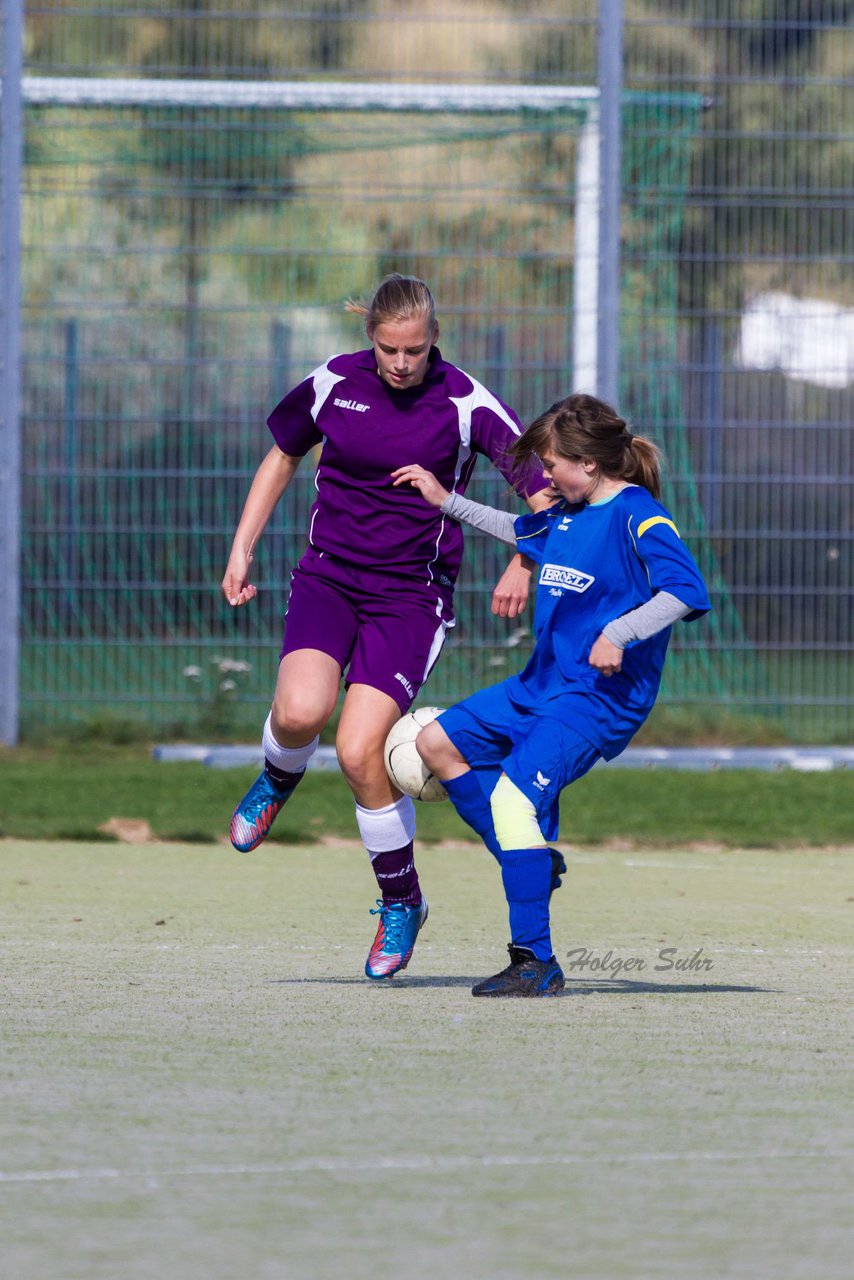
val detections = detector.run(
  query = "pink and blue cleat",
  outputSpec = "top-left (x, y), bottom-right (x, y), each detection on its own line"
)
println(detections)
top-left (365, 898), bottom-right (429, 980)
top-left (230, 770), bottom-right (295, 852)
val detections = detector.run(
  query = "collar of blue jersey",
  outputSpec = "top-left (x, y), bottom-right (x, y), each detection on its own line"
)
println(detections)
top-left (547, 497), bottom-right (583, 517)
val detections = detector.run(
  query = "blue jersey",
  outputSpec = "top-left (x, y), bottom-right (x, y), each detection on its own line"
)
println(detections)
top-left (510, 486), bottom-right (710, 759)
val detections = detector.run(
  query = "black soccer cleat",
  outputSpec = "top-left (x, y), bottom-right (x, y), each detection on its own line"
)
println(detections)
top-left (549, 848), bottom-right (567, 895)
top-left (471, 945), bottom-right (565, 998)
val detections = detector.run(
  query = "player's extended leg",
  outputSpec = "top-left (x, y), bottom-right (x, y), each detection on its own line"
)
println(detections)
top-left (422, 706), bottom-right (596, 996)
top-left (337, 683), bottom-right (428, 980)
top-left (416, 718), bottom-right (504, 857)
top-left (471, 774), bottom-right (565, 997)
top-left (470, 716), bottom-right (602, 996)
top-left (417, 718), bottom-right (566, 887)
top-left (419, 722), bottom-right (564, 996)
top-left (230, 649), bottom-right (340, 852)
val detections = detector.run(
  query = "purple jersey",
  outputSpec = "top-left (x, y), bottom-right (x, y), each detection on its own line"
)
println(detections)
top-left (267, 346), bottom-right (546, 588)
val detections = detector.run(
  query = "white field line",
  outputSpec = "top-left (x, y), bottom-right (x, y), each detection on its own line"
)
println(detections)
top-left (0, 1150), bottom-right (836, 1185)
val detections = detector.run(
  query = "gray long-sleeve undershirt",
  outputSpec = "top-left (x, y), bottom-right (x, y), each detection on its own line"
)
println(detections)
top-left (440, 490), bottom-right (691, 646)
top-left (600, 591), bottom-right (692, 646)
top-left (441, 490), bottom-right (518, 545)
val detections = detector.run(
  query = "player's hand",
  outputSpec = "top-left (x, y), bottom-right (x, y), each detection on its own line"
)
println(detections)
top-left (588, 634), bottom-right (623, 676)
top-left (390, 464), bottom-right (450, 508)
top-left (491, 555), bottom-right (531, 618)
top-left (221, 550), bottom-right (258, 608)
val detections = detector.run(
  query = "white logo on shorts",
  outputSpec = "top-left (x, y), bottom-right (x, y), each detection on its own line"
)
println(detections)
top-left (394, 672), bottom-right (415, 698)
top-left (532, 770), bottom-right (552, 791)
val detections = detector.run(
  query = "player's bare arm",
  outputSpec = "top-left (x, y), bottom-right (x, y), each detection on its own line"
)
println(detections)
top-left (491, 484), bottom-right (554, 616)
top-left (490, 555), bottom-right (530, 619)
top-left (222, 446), bottom-right (302, 607)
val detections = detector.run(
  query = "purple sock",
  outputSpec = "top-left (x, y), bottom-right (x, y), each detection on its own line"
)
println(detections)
top-left (264, 759), bottom-right (305, 790)
top-left (370, 841), bottom-right (421, 907)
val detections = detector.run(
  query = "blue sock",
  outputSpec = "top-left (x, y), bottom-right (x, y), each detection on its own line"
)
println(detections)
top-left (443, 771), bottom-right (501, 860)
top-left (500, 847), bottom-right (553, 960)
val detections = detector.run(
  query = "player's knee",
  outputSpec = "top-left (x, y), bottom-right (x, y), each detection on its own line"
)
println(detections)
top-left (336, 730), bottom-right (383, 788)
top-left (415, 720), bottom-right (456, 774)
top-left (335, 736), bottom-right (361, 782)
top-left (271, 688), bottom-right (327, 741)
top-left (489, 774), bottom-right (545, 850)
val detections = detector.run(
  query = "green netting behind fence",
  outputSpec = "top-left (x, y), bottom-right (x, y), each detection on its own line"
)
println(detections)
top-left (19, 93), bottom-right (848, 742)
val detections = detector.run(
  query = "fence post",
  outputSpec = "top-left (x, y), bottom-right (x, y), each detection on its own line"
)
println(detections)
top-left (703, 318), bottom-right (723, 534)
top-left (597, 0), bottom-right (624, 407)
top-left (64, 319), bottom-right (79, 624)
top-left (0, 0), bottom-right (23, 745)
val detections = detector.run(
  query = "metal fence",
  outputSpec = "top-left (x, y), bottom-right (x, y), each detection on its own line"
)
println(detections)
top-left (2, 1), bottom-right (852, 744)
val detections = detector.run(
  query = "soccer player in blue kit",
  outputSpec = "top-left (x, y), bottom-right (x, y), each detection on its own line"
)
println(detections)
top-left (221, 275), bottom-right (550, 980)
top-left (397, 393), bottom-right (711, 997)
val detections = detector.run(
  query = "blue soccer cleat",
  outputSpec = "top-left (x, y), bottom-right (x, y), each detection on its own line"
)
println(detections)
top-left (471, 945), bottom-right (565, 997)
top-left (230, 770), bottom-right (295, 852)
top-left (365, 897), bottom-right (429, 980)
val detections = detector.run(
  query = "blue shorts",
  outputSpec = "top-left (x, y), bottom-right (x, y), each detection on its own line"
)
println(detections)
top-left (438, 680), bottom-right (601, 842)
top-left (281, 549), bottom-right (454, 713)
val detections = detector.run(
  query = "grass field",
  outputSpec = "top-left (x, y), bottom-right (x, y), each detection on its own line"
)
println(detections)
top-left (3, 746), bottom-right (854, 847)
top-left (2, 835), bottom-right (852, 1279)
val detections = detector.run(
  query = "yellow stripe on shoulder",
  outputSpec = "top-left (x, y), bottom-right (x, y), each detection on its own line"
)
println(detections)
top-left (637, 515), bottom-right (680, 539)
top-left (516, 524), bottom-right (549, 542)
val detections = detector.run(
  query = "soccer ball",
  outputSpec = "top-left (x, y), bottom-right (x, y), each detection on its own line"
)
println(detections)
top-left (384, 706), bottom-right (448, 803)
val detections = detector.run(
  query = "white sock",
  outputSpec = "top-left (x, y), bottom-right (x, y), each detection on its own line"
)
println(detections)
top-left (355, 796), bottom-right (416, 857)
top-left (262, 713), bottom-right (318, 775)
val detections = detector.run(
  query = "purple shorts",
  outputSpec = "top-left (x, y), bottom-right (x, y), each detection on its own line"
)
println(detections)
top-left (281, 549), bottom-right (455, 712)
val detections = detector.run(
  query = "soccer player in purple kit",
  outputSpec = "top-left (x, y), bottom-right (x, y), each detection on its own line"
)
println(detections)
top-left (221, 274), bottom-right (550, 981)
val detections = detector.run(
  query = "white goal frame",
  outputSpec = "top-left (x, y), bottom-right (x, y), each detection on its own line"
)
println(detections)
top-left (3, 71), bottom-right (616, 745)
top-left (20, 76), bottom-right (606, 391)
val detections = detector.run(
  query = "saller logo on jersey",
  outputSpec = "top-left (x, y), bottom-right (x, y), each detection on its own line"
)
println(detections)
top-left (334, 397), bottom-right (369, 413)
top-left (539, 564), bottom-right (594, 593)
